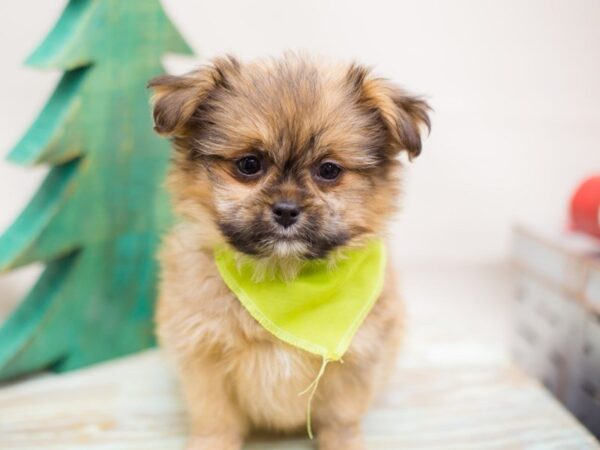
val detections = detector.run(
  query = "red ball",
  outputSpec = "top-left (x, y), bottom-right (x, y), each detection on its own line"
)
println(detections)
top-left (570, 176), bottom-right (600, 239)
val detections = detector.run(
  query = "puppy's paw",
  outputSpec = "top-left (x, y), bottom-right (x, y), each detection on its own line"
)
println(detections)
top-left (317, 423), bottom-right (365, 450)
top-left (186, 433), bottom-right (243, 450)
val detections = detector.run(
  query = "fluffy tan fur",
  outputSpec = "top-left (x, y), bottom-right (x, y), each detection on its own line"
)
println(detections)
top-left (150, 54), bottom-right (430, 450)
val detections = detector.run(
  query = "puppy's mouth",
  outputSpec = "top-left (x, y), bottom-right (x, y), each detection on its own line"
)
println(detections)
top-left (217, 217), bottom-right (348, 260)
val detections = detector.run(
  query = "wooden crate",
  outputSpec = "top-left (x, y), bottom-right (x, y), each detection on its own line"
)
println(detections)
top-left (512, 225), bottom-right (600, 436)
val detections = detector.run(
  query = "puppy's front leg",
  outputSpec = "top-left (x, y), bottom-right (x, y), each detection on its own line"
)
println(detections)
top-left (317, 421), bottom-right (365, 450)
top-left (312, 361), bottom-right (376, 450)
top-left (178, 357), bottom-right (247, 450)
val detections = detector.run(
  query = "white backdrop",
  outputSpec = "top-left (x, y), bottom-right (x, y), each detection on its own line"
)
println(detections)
top-left (1, 0), bottom-right (599, 301)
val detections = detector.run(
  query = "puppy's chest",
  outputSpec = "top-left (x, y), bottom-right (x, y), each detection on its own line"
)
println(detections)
top-left (224, 337), bottom-right (318, 428)
top-left (210, 292), bottom-right (321, 426)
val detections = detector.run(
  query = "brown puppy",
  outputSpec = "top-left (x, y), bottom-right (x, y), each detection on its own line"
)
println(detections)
top-left (150, 54), bottom-right (429, 450)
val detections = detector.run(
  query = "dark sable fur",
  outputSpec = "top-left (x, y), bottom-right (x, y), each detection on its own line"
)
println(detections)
top-left (218, 216), bottom-right (349, 259)
top-left (149, 55), bottom-right (430, 259)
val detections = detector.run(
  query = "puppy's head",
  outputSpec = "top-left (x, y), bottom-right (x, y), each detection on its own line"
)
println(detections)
top-left (149, 55), bottom-right (430, 261)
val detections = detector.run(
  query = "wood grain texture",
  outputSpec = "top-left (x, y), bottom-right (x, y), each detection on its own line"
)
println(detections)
top-left (512, 226), bottom-right (600, 437)
top-left (1, 312), bottom-right (597, 449)
top-left (0, 0), bottom-right (192, 380)
top-left (1, 262), bottom-right (597, 448)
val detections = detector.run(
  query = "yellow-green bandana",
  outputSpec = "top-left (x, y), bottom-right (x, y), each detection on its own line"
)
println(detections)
top-left (214, 240), bottom-right (386, 362)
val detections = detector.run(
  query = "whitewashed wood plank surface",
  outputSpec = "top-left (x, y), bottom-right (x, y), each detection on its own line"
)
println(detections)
top-left (0, 263), bottom-right (598, 449)
top-left (1, 350), bottom-right (597, 449)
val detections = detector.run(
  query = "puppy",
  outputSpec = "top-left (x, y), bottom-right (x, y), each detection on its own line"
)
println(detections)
top-left (150, 54), bottom-right (429, 450)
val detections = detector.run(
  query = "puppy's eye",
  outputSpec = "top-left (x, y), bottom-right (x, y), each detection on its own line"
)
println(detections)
top-left (237, 155), bottom-right (262, 176)
top-left (317, 162), bottom-right (342, 181)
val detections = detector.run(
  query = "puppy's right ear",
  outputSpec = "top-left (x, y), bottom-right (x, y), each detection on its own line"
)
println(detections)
top-left (346, 64), bottom-right (431, 160)
top-left (148, 56), bottom-right (240, 137)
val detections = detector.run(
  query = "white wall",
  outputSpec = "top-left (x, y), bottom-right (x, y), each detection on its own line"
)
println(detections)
top-left (1, 0), bottom-right (599, 301)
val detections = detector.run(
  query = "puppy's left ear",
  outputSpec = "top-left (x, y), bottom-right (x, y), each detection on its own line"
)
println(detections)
top-left (147, 56), bottom-right (240, 137)
top-left (347, 65), bottom-right (431, 159)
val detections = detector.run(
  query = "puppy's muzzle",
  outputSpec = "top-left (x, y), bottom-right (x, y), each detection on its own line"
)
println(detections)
top-left (272, 200), bottom-right (301, 228)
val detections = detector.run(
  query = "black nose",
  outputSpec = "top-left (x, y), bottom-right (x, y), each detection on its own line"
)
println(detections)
top-left (272, 201), bottom-right (301, 228)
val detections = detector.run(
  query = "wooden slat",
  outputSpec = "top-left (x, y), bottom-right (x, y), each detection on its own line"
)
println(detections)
top-left (1, 350), bottom-right (597, 449)
top-left (1, 261), bottom-right (597, 448)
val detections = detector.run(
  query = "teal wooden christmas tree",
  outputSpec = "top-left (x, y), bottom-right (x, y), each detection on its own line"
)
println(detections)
top-left (0, 0), bottom-right (192, 380)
